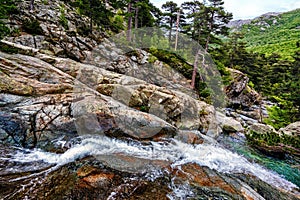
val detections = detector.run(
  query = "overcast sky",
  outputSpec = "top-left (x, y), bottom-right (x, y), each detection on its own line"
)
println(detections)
top-left (150, 0), bottom-right (300, 20)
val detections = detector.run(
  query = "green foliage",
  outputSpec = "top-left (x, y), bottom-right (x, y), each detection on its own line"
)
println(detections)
top-left (223, 29), bottom-right (299, 126)
top-left (59, 5), bottom-right (68, 29)
top-left (139, 105), bottom-right (149, 112)
top-left (111, 12), bottom-right (124, 31)
top-left (161, 1), bottom-right (181, 43)
top-left (0, 42), bottom-right (19, 54)
top-left (10, 28), bottom-right (21, 37)
top-left (248, 81), bottom-right (254, 89)
top-left (240, 9), bottom-right (300, 60)
top-left (66, 0), bottom-right (116, 32)
top-left (148, 54), bottom-right (158, 63)
top-left (0, 22), bottom-right (10, 39)
top-left (0, 0), bottom-right (18, 39)
top-left (147, 47), bottom-right (193, 79)
top-left (147, 47), bottom-right (211, 101)
top-left (263, 105), bottom-right (291, 130)
top-left (42, 0), bottom-right (49, 5)
top-left (182, 0), bottom-right (232, 50)
top-left (133, 0), bottom-right (157, 28)
top-left (246, 130), bottom-right (300, 150)
top-left (22, 19), bottom-right (43, 35)
top-left (263, 96), bottom-right (299, 129)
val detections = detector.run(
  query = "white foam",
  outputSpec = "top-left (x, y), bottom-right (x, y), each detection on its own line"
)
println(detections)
top-left (8, 135), bottom-right (298, 191)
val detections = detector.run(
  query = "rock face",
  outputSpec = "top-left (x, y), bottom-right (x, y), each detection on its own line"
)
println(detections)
top-left (279, 121), bottom-right (300, 137)
top-left (216, 111), bottom-right (244, 133)
top-left (227, 12), bottom-right (281, 30)
top-left (246, 122), bottom-right (300, 158)
top-left (0, 39), bottom-right (225, 151)
top-left (5, 0), bottom-right (103, 61)
top-left (1, 154), bottom-right (298, 200)
top-left (225, 68), bottom-right (261, 108)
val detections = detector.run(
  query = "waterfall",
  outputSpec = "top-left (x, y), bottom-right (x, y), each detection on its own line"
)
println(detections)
top-left (5, 135), bottom-right (298, 192)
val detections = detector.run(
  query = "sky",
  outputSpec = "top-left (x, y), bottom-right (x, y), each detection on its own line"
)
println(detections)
top-left (150, 0), bottom-right (300, 20)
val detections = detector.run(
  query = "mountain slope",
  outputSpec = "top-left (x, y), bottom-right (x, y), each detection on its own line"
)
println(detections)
top-left (235, 9), bottom-right (300, 60)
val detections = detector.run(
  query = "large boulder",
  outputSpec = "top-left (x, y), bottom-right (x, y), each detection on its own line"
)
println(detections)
top-left (0, 41), bottom-right (223, 151)
top-left (279, 121), bottom-right (300, 137)
top-left (248, 123), bottom-right (277, 135)
top-left (53, 55), bottom-right (220, 136)
top-left (216, 111), bottom-right (244, 133)
top-left (225, 68), bottom-right (261, 108)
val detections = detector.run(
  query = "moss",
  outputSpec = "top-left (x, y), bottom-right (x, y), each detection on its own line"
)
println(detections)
top-left (22, 19), bottom-right (43, 35)
top-left (0, 43), bottom-right (19, 54)
top-left (199, 109), bottom-right (209, 116)
top-left (146, 47), bottom-right (193, 79)
top-left (246, 130), bottom-right (300, 157)
top-left (42, 0), bottom-right (49, 5)
top-left (0, 71), bottom-right (34, 96)
top-left (148, 54), bottom-right (158, 64)
top-left (59, 5), bottom-right (68, 30)
top-left (139, 105), bottom-right (149, 112)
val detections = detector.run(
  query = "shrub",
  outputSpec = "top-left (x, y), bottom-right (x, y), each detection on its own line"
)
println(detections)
top-left (59, 5), bottom-right (68, 30)
top-left (22, 19), bottom-right (43, 35)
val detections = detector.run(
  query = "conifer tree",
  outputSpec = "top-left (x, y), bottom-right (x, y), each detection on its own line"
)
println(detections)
top-left (204, 0), bottom-right (232, 51)
top-left (161, 1), bottom-right (180, 44)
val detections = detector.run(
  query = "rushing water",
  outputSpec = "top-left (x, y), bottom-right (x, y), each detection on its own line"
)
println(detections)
top-left (3, 134), bottom-right (299, 193)
top-left (218, 133), bottom-right (300, 187)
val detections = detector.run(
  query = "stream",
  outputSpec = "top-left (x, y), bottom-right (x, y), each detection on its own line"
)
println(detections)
top-left (0, 133), bottom-right (299, 199)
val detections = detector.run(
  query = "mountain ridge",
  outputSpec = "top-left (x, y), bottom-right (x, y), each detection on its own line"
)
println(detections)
top-left (228, 8), bottom-right (300, 60)
top-left (227, 11), bottom-right (282, 29)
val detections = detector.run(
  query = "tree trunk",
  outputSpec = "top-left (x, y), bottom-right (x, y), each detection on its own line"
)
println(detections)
top-left (191, 49), bottom-right (204, 89)
top-left (30, 0), bottom-right (34, 11)
top-left (205, 12), bottom-right (214, 52)
top-left (191, 49), bottom-right (200, 88)
top-left (127, 2), bottom-right (132, 42)
top-left (135, 6), bottom-right (139, 29)
top-left (174, 10), bottom-right (180, 51)
top-left (134, 1), bottom-right (139, 29)
top-left (168, 17), bottom-right (173, 45)
top-left (89, 0), bottom-right (93, 33)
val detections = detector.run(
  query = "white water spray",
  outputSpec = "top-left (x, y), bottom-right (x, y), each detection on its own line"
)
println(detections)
top-left (6, 135), bottom-right (299, 191)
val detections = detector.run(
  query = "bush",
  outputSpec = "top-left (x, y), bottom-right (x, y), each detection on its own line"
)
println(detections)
top-left (263, 96), bottom-right (297, 129)
top-left (22, 19), bottom-right (43, 35)
top-left (59, 5), bottom-right (68, 30)
top-left (0, 0), bottom-right (18, 39)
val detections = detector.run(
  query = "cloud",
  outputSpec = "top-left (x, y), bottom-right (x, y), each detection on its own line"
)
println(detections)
top-left (150, 0), bottom-right (300, 20)
top-left (224, 0), bottom-right (300, 19)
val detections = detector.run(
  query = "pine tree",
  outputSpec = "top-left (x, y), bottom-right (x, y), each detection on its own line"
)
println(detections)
top-left (71, 0), bottom-right (113, 32)
top-left (132, 0), bottom-right (158, 28)
top-left (161, 1), bottom-right (180, 44)
top-left (182, 1), bottom-right (206, 44)
top-left (225, 32), bottom-right (249, 69)
top-left (204, 0), bottom-right (232, 51)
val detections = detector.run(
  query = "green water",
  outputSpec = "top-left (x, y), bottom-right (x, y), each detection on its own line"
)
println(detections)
top-left (218, 134), bottom-right (300, 187)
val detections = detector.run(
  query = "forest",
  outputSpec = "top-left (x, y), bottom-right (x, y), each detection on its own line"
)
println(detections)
top-left (0, 0), bottom-right (299, 128)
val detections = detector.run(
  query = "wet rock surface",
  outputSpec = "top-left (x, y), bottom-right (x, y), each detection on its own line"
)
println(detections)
top-left (1, 154), bottom-right (299, 200)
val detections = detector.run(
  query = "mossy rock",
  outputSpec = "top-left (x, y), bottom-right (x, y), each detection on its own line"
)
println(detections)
top-left (246, 129), bottom-right (300, 158)
top-left (0, 71), bottom-right (33, 95)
